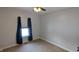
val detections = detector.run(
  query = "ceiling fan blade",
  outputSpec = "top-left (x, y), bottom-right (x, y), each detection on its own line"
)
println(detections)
top-left (33, 7), bottom-right (46, 12)
top-left (41, 8), bottom-right (46, 11)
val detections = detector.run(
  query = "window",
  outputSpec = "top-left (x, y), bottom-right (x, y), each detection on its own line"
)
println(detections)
top-left (21, 28), bottom-right (29, 37)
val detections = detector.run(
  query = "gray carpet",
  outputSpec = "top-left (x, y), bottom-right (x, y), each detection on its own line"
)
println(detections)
top-left (2, 39), bottom-right (68, 52)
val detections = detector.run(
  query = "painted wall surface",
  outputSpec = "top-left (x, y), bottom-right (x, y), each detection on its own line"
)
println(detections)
top-left (0, 7), bottom-right (79, 52)
top-left (0, 8), bottom-right (40, 50)
top-left (40, 8), bottom-right (79, 51)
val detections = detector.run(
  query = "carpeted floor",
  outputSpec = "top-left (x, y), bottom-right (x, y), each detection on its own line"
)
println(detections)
top-left (2, 39), bottom-right (68, 52)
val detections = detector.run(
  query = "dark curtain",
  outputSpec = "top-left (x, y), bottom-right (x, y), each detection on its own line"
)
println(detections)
top-left (27, 17), bottom-right (33, 41)
top-left (16, 16), bottom-right (23, 44)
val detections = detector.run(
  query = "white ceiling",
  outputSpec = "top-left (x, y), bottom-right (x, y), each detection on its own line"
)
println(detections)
top-left (17, 7), bottom-right (69, 14)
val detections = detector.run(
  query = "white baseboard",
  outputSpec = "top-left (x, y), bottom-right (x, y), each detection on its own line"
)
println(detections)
top-left (0, 37), bottom-right (39, 51)
top-left (0, 44), bottom-right (18, 51)
top-left (40, 37), bottom-right (73, 52)
top-left (0, 37), bottom-right (71, 52)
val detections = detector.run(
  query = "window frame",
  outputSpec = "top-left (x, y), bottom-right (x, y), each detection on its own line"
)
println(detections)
top-left (21, 27), bottom-right (29, 37)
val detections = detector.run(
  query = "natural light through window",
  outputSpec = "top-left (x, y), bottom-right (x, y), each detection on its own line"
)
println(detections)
top-left (21, 28), bottom-right (29, 37)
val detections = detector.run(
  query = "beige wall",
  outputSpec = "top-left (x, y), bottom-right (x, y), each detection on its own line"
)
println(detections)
top-left (40, 7), bottom-right (79, 51)
top-left (0, 7), bottom-right (40, 50)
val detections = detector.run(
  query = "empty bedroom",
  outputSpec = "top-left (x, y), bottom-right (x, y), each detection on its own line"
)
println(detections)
top-left (0, 7), bottom-right (79, 52)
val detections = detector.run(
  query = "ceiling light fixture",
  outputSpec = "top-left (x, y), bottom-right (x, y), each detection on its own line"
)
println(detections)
top-left (33, 7), bottom-right (46, 12)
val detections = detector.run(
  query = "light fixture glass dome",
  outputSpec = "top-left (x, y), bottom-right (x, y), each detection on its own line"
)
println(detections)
top-left (33, 7), bottom-right (42, 12)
